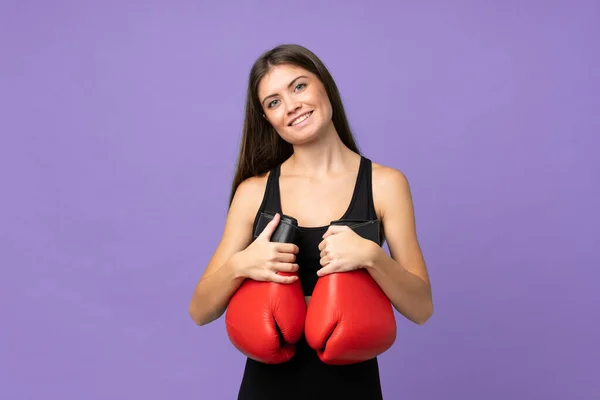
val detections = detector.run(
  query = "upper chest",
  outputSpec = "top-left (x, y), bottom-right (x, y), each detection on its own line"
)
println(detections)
top-left (278, 171), bottom-right (359, 228)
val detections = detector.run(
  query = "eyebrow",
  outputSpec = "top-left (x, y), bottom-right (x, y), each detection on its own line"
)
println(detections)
top-left (261, 75), bottom-right (308, 106)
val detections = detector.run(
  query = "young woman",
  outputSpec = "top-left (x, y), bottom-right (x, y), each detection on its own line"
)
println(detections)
top-left (189, 44), bottom-right (433, 399)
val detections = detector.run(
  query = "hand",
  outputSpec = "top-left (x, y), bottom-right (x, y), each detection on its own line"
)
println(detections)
top-left (237, 213), bottom-right (300, 284)
top-left (317, 225), bottom-right (377, 277)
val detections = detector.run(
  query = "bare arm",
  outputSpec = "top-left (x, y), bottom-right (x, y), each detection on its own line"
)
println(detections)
top-left (188, 176), bottom-right (264, 326)
top-left (366, 165), bottom-right (433, 325)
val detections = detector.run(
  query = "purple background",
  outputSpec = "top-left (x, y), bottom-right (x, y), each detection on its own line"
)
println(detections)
top-left (2, 1), bottom-right (599, 399)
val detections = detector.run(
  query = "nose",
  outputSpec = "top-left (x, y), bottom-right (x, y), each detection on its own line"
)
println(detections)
top-left (285, 98), bottom-right (301, 114)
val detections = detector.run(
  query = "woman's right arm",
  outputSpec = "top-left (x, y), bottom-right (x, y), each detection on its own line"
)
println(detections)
top-left (188, 177), bottom-right (263, 326)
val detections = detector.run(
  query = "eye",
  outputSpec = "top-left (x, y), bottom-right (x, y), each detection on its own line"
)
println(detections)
top-left (267, 99), bottom-right (279, 108)
top-left (295, 83), bottom-right (307, 91)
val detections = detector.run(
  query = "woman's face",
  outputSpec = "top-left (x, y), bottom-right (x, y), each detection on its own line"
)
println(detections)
top-left (257, 64), bottom-right (333, 145)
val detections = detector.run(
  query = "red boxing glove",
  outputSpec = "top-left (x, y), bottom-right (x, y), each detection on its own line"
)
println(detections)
top-left (225, 273), bottom-right (306, 364)
top-left (304, 269), bottom-right (396, 365)
top-left (225, 213), bottom-right (306, 364)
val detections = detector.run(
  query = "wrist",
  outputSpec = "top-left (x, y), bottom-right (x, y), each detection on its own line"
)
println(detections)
top-left (363, 240), bottom-right (382, 270)
top-left (229, 251), bottom-right (247, 280)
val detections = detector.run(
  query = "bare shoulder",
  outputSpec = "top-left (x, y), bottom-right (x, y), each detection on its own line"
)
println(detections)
top-left (371, 161), bottom-right (410, 189)
top-left (200, 171), bottom-right (270, 278)
top-left (371, 161), bottom-right (412, 220)
top-left (230, 172), bottom-right (270, 221)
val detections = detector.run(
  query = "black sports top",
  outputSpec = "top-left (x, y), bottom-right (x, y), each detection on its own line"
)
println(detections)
top-left (237, 155), bottom-right (385, 400)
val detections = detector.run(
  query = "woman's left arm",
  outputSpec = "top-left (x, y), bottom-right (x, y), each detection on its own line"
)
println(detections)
top-left (365, 166), bottom-right (433, 325)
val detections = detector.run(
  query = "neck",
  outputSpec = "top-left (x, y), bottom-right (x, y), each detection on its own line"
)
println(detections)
top-left (286, 123), bottom-right (359, 177)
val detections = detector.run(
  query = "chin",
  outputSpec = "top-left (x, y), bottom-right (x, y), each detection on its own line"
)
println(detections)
top-left (282, 126), bottom-right (323, 145)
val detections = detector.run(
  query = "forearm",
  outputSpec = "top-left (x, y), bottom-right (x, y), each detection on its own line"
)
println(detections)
top-left (189, 252), bottom-right (245, 326)
top-left (365, 244), bottom-right (433, 325)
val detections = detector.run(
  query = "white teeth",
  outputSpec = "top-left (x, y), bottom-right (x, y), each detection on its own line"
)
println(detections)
top-left (291, 112), bottom-right (312, 126)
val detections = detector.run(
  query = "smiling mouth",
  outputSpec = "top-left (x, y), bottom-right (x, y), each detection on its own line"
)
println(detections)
top-left (289, 111), bottom-right (313, 126)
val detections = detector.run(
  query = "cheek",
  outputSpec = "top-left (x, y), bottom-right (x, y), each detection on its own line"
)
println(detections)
top-left (265, 108), bottom-right (284, 127)
top-left (316, 90), bottom-right (332, 114)
top-left (320, 99), bottom-right (333, 120)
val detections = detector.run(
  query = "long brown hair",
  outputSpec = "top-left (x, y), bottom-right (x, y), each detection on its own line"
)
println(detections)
top-left (228, 44), bottom-right (361, 205)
